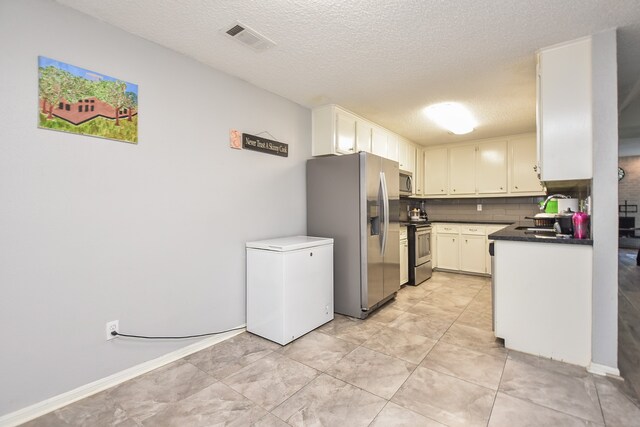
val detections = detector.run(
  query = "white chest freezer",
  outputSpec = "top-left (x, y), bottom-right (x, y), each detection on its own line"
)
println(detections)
top-left (246, 236), bottom-right (334, 345)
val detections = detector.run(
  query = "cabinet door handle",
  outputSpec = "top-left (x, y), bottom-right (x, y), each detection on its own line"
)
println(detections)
top-left (453, 189), bottom-right (456, 192)
top-left (500, 186), bottom-right (503, 190)
top-left (515, 186), bottom-right (519, 189)
top-left (310, 252), bottom-right (313, 256)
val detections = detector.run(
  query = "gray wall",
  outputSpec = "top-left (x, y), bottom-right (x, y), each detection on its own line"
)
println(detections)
top-left (591, 29), bottom-right (619, 371)
top-left (0, 0), bottom-right (310, 415)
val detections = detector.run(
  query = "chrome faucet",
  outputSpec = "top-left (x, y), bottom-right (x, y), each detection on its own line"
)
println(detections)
top-left (539, 194), bottom-right (569, 211)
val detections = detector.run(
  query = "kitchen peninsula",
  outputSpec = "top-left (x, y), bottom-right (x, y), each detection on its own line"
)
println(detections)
top-left (490, 225), bottom-right (593, 366)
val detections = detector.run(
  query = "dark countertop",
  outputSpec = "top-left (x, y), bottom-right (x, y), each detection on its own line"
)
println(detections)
top-left (400, 219), bottom-right (515, 227)
top-left (489, 224), bottom-right (593, 246)
top-left (429, 219), bottom-right (515, 225)
top-left (401, 221), bottom-right (430, 227)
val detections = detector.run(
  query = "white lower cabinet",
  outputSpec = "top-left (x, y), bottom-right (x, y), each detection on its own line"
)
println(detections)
top-left (460, 234), bottom-right (486, 273)
top-left (430, 227), bottom-right (437, 268)
top-left (437, 235), bottom-right (459, 270)
top-left (400, 227), bottom-right (408, 285)
top-left (435, 224), bottom-right (460, 270)
top-left (434, 223), bottom-right (510, 275)
top-left (494, 240), bottom-right (592, 366)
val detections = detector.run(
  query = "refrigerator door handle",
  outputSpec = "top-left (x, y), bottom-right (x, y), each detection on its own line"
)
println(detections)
top-left (378, 172), bottom-right (385, 255)
top-left (380, 171), bottom-right (389, 256)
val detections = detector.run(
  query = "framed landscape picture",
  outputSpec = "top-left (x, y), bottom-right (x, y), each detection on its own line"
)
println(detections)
top-left (38, 56), bottom-right (138, 144)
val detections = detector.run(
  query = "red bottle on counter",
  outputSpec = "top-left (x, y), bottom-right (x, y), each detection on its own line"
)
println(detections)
top-left (572, 212), bottom-right (590, 239)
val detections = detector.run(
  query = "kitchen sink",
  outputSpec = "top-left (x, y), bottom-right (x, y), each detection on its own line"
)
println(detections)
top-left (514, 226), bottom-right (555, 232)
top-left (526, 231), bottom-right (558, 239)
top-left (513, 226), bottom-right (562, 239)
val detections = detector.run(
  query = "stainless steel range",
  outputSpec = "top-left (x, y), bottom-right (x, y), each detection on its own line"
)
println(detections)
top-left (408, 223), bottom-right (432, 285)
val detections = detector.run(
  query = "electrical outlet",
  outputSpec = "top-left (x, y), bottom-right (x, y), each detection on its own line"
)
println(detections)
top-left (106, 320), bottom-right (119, 340)
top-left (477, 204), bottom-right (482, 211)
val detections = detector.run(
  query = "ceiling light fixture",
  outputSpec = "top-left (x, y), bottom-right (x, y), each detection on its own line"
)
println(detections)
top-left (424, 102), bottom-right (476, 135)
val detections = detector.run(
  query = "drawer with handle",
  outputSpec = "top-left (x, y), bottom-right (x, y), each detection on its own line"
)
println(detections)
top-left (435, 224), bottom-right (460, 234)
top-left (461, 225), bottom-right (486, 235)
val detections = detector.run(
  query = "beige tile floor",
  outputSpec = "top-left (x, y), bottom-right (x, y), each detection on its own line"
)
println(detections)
top-left (618, 248), bottom-right (640, 402)
top-left (24, 271), bottom-right (640, 426)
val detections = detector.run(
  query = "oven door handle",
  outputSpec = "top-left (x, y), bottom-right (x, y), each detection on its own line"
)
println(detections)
top-left (415, 228), bottom-right (432, 263)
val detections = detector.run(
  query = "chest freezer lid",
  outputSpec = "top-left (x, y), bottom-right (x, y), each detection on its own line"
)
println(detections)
top-left (246, 235), bottom-right (333, 252)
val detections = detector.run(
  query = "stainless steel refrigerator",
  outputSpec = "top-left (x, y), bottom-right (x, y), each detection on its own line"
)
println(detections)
top-left (307, 152), bottom-right (400, 319)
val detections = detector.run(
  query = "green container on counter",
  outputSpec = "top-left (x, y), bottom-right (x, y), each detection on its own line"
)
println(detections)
top-left (539, 199), bottom-right (558, 213)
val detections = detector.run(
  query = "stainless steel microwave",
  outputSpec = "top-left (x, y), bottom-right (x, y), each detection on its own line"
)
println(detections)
top-left (399, 171), bottom-right (413, 195)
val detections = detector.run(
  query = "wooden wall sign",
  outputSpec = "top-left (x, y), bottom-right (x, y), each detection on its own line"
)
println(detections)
top-left (242, 133), bottom-right (288, 157)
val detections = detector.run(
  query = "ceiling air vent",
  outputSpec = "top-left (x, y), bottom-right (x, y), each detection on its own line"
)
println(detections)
top-left (223, 21), bottom-right (275, 52)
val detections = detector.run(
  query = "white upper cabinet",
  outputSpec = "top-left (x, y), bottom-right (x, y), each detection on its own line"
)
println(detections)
top-left (448, 145), bottom-right (476, 195)
top-left (398, 138), bottom-right (416, 174)
top-left (371, 126), bottom-right (388, 158)
top-left (424, 147), bottom-right (448, 195)
top-left (312, 105), bottom-right (415, 163)
top-left (477, 140), bottom-right (507, 194)
top-left (335, 111), bottom-right (357, 154)
top-left (312, 105), bottom-right (357, 156)
top-left (312, 105), bottom-right (544, 198)
top-left (510, 135), bottom-right (544, 193)
top-left (422, 134), bottom-right (543, 198)
top-left (356, 120), bottom-right (372, 153)
top-left (537, 37), bottom-right (592, 181)
top-left (414, 146), bottom-right (424, 196)
top-left (386, 133), bottom-right (399, 161)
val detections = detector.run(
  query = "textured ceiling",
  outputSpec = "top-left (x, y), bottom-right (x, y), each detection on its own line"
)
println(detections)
top-left (55, 0), bottom-right (640, 146)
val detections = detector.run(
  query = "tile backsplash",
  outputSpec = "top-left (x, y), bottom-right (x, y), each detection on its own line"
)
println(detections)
top-left (401, 197), bottom-right (546, 224)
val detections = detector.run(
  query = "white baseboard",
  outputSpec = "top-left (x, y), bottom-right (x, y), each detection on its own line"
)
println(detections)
top-left (0, 326), bottom-right (246, 427)
top-left (588, 362), bottom-right (621, 378)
